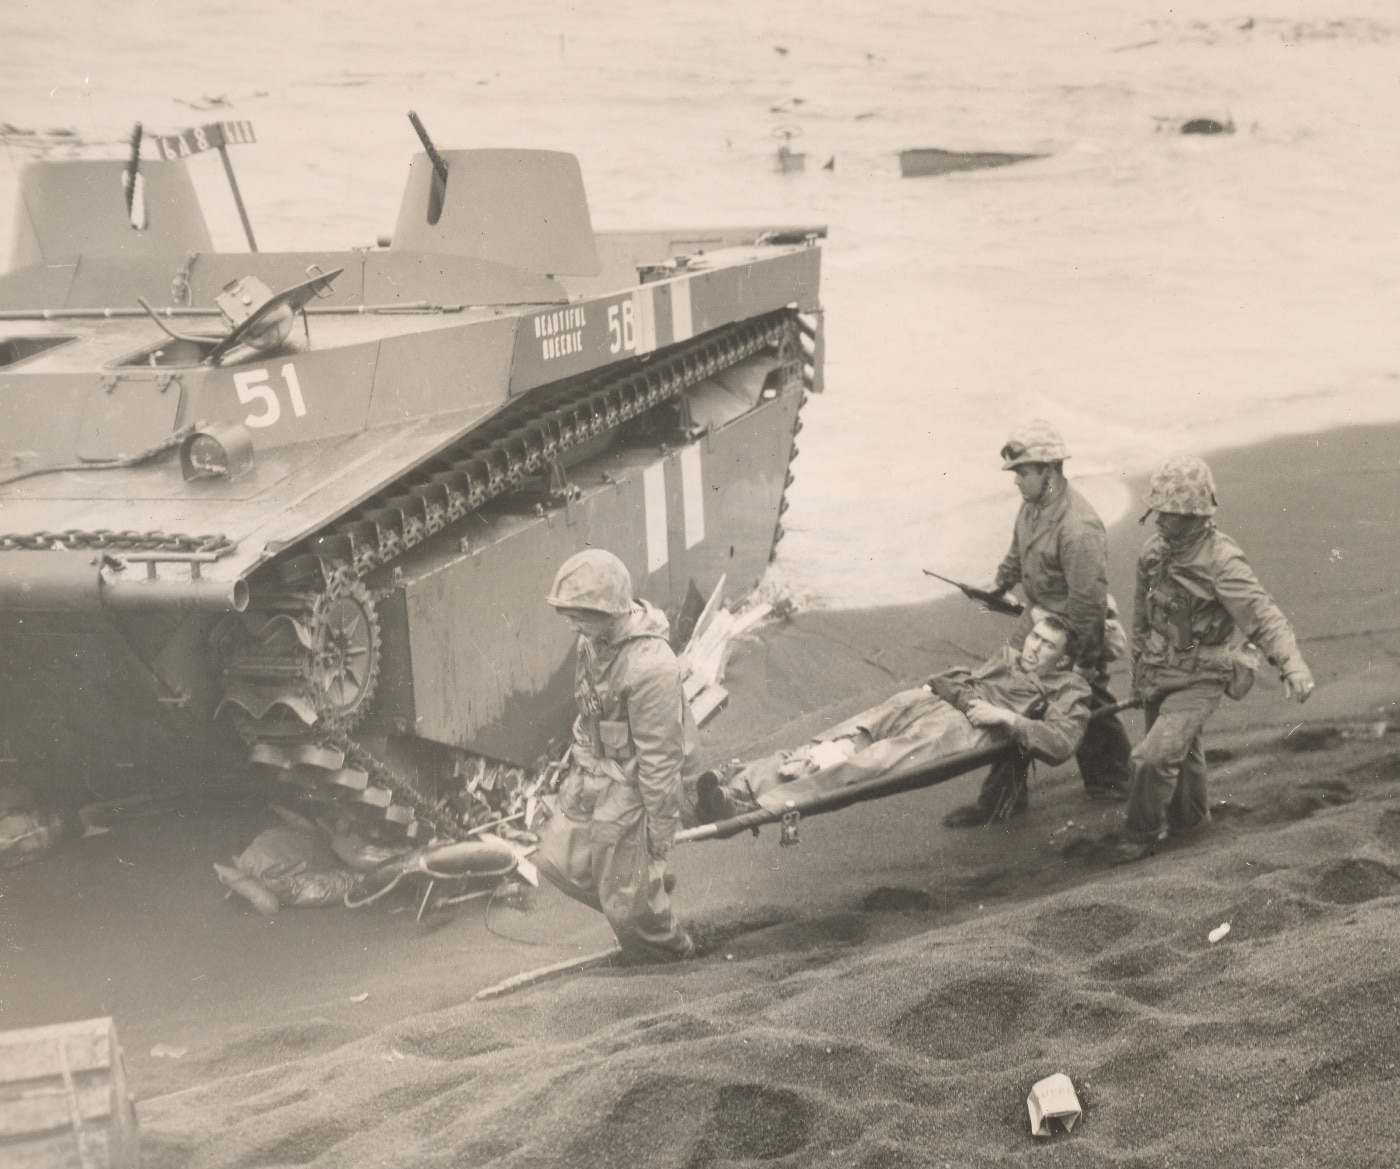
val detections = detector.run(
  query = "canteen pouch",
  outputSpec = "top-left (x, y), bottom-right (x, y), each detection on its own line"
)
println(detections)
top-left (1225, 641), bottom-right (1264, 701)
top-left (599, 719), bottom-right (633, 761)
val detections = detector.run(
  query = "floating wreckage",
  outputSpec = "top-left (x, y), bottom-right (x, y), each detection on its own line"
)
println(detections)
top-left (899, 147), bottom-right (1046, 178)
top-left (774, 126), bottom-right (807, 173)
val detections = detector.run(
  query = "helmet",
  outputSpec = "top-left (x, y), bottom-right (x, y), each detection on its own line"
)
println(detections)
top-left (546, 549), bottom-right (635, 615)
top-left (1000, 420), bottom-right (1070, 469)
top-left (1144, 455), bottom-right (1218, 516)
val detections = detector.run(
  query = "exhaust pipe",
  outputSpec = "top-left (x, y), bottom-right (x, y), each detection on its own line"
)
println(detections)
top-left (0, 551), bottom-right (248, 614)
top-left (103, 573), bottom-right (249, 613)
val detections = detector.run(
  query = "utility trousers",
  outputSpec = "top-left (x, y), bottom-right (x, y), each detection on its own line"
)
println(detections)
top-left (534, 796), bottom-right (691, 963)
top-left (1124, 673), bottom-right (1226, 843)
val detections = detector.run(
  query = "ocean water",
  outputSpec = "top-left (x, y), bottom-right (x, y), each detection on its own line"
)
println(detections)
top-left (3, 0), bottom-right (1397, 608)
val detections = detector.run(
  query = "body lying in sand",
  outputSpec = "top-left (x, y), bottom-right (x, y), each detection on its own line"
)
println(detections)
top-left (693, 613), bottom-right (1091, 823)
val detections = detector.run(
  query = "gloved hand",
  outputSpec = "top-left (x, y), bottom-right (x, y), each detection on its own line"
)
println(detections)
top-left (1283, 659), bottom-right (1315, 703)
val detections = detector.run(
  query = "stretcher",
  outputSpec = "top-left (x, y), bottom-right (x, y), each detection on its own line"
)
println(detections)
top-left (675, 696), bottom-right (1136, 847)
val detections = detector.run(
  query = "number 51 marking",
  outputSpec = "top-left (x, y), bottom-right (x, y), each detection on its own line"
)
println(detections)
top-left (233, 363), bottom-right (307, 428)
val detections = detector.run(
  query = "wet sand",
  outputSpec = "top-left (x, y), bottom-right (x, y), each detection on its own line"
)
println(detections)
top-left (5, 422), bottom-right (1400, 1166)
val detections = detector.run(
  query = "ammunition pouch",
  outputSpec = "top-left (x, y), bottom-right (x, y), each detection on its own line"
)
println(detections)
top-left (1225, 642), bottom-right (1264, 701)
top-left (599, 719), bottom-right (634, 761)
top-left (1142, 629), bottom-right (1232, 676)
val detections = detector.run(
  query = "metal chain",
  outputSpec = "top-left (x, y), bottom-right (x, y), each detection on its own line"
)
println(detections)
top-left (0, 529), bottom-right (234, 554)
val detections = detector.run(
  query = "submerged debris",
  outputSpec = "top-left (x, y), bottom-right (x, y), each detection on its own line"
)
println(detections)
top-left (899, 148), bottom-right (1047, 178)
top-left (1181, 117), bottom-right (1235, 135)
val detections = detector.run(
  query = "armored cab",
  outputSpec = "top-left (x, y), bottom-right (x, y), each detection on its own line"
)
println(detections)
top-left (0, 140), bottom-right (823, 839)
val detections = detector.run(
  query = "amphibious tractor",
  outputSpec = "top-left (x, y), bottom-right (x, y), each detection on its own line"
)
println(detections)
top-left (0, 124), bottom-right (824, 840)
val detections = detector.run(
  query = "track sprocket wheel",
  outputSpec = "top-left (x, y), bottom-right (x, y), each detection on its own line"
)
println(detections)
top-left (308, 568), bottom-right (382, 730)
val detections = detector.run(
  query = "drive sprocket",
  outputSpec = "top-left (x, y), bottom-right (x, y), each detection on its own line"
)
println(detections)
top-left (307, 568), bottom-right (382, 731)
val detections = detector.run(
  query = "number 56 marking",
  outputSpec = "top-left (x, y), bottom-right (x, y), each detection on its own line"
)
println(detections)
top-left (233, 363), bottom-right (307, 428)
top-left (606, 301), bottom-right (635, 354)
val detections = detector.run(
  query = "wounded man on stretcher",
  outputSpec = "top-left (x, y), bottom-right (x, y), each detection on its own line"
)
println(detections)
top-left (690, 609), bottom-right (1092, 826)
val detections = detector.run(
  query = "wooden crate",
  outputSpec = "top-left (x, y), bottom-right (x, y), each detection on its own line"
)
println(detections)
top-left (0, 1016), bottom-right (139, 1168)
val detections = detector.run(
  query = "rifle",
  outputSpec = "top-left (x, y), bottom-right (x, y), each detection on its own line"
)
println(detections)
top-left (922, 569), bottom-right (1024, 616)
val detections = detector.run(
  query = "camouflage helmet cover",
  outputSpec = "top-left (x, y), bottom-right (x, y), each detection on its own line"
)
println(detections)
top-left (1000, 419), bottom-right (1071, 469)
top-left (546, 549), bottom-right (635, 615)
top-left (1144, 455), bottom-right (1219, 516)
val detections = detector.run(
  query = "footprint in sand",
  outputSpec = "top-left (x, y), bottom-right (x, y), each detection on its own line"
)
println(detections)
top-left (567, 1079), bottom-right (817, 1167)
top-left (861, 886), bottom-right (932, 912)
top-left (1309, 856), bottom-right (1400, 905)
top-left (1280, 726), bottom-right (1347, 754)
top-left (1376, 806), bottom-right (1400, 851)
top-left (1277, 778), bottom-right (1356, 822)
top-left (697, 1084), bottom-right (816, 1161)
top-left (890, 972), bottom-right (1036, 1058)
top-left (1029, 902), bottom-right (1141, 957)
top-left (1217, 888), bottom-right (1319, 941)
top-left (396, 1025), bottom-right (514, 1061)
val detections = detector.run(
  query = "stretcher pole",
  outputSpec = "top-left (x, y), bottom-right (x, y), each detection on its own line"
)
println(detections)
top-left (677, 741), bottom-right (1015, 843)
top-left (677, 694), bottom-right (1143, 844)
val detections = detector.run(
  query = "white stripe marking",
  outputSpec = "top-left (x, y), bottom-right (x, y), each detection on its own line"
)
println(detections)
top-left (644, 462), bottom-right (668, 573)
top-left (670, 276), bottom-right (693, 342)
top-left (631, 286), bottom-right (657, 355)
top-left (681, 444), bottom-right (704, 549)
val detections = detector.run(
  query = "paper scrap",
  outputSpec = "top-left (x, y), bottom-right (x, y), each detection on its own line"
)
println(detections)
top-left (350, 992), bottom-right (370, 1003)
top-left (1208, 922), bottom-right (1231, 944)
top-left (1027, 1072), bottom-right (1082, 1137)
top-left (514, 855), bottom-right (539, 887)
top-left (150, 1043), bottom-right (188, 1059)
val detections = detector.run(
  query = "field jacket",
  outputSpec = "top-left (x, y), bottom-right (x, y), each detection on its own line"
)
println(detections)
top-left (928, 647), bottom-right (1092, 765)
top-left (994, 482), bottom-right (1110, 670)
top-left (1132, 524), bottom-right (1304, 689)
top-left (558, 601), bottom-right (695, 856)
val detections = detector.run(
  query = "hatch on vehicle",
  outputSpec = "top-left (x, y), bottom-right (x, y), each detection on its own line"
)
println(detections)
top-left (0, 336), bottom-right (77, 367)
top-left (114, 338), bottom-right (219, 368)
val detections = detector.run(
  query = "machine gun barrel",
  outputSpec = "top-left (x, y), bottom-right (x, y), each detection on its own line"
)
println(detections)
top-left (123, 122), bottom-right (142, 219)
top-left (407, 110), bottom-right (450, 185)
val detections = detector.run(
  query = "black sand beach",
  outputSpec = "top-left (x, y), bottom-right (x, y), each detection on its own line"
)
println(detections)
top-left (4, 423), bottom-right (1400, 1166)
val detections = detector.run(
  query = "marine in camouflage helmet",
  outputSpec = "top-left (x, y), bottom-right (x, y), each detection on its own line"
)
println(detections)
top-left (1112, 456), bottom-right (1314, 863)
top-left (546, 548), bottom-right (635, 615)
top-left (1000, 419), bottom-right (1071, 469)
top-left (537, 547), bottom-right (696, 963)
top-left (1143, 455), bottom-right (1219, 517)
top-left (947, 419), bottom-right (1133, 826)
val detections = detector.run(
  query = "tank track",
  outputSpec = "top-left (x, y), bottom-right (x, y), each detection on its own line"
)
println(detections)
top-left (221, 309), bottom-right (812, 841)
